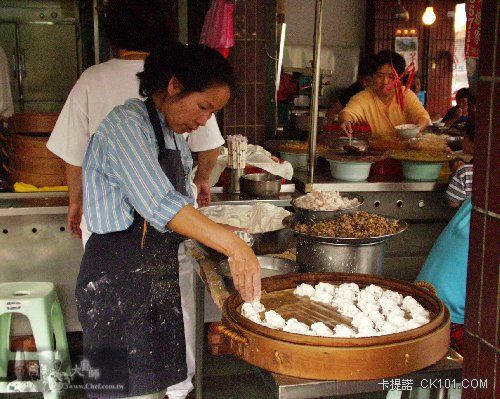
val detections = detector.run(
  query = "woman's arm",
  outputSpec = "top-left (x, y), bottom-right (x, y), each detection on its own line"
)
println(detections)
top-left (338, 111), bottom-right (354, 136)
top-left (168, 205), bottom-right (261, 301)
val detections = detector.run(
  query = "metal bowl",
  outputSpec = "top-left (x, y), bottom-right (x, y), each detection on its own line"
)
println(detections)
top-left (291, 193), bottom-right (364, 222)
top-left (283, 214), bottom-right (408, 245)
top-left (197, 205), bottom-right (294, 259)
top-left (197, 227), bottom-right (294, 261)
top-left (216, 256), bottom-right (299, 289)
top-left (241, 173), bottom-right (282, 197)
top-left (330, 137), bottom-right (369, 153)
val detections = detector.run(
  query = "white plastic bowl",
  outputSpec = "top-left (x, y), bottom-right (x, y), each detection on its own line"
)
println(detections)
top-left (327, 160), bottom-right (372, 181)
top-left (432, 121), bottom-right (445, 128)
top-left (395, 124), bottom-right (420, 138)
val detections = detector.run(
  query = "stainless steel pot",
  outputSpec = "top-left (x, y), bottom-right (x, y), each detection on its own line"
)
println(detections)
top-left (296, 236), bottom-right (386, 275)
top-left (241, 173), bottom-right (281, 197)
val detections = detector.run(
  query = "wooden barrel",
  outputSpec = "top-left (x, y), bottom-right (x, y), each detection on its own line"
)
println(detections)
top-left (7, 113), bottom-right (66, 187)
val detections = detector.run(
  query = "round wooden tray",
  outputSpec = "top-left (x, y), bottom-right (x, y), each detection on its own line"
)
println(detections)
top-left (221, 272), bottom-right (450, 380)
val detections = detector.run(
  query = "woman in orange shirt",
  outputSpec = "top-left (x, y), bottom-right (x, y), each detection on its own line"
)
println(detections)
top-left (339, 51), bottom-right (430, 138)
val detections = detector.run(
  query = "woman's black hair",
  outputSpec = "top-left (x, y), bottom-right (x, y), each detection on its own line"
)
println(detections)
top-left (373, 50), bottom-right (406, 75)
top-left (358, 54), bottom-right (376, 78)
top-left (137, 43), bottom-right (236, 98)
top-left (104, 0), bottom-right (177, 52)
top-left (456, 87), bottom-right (470, 101)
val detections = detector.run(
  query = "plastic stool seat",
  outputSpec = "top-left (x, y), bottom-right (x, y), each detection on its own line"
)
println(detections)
top-left (0, 282), bottom-right (56, 301)
top-left (0, 281), bottom-right (70, 399)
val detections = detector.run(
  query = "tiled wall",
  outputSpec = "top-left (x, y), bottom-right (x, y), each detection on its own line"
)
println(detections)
top-left (222, 0), bottom-right (273, 145)
top-left (462, 0), bottom-right (499, 397)
top-left (365, 0), bottom-right (456, 117)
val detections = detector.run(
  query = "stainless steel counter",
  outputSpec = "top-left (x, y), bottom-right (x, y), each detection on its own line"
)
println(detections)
top-left (0, 183), bottom-right (455, 335)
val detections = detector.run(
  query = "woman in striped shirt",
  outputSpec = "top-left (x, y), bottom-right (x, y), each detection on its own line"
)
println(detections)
top-left (75, 43), bottom-right (261, 399)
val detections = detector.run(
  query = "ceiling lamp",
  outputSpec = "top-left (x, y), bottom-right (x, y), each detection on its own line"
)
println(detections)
top-left (392, 0), bottom-right (410, 21)
top-left (422, 6), bottom-right (437, 25)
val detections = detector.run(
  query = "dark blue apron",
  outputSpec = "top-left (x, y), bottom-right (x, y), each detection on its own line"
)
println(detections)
top-left (76, 97), bottom-right (188, 398)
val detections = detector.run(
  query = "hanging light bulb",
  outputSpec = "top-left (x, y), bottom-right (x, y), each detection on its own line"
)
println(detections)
top-left (422, 6), bottom-right (437, 25)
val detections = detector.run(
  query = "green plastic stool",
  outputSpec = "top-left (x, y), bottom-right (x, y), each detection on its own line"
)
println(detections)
top-left (0, 282), bottom-right (71, 397)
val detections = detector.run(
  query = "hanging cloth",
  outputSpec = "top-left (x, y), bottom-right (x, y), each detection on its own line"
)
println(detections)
top-left (199, 0), bottom-right (235, 58)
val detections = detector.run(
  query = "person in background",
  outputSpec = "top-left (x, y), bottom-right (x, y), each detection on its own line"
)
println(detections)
top-left (339, 50), bottom-right (430, 138)
top-left (442, 87), bottom-right (470, 129)
top-left (47, 2), bottom-right (224, 398)
top-left (446, 114), bottom-right (475, 208)
top-left (47, 0), bottom-right (223, 243)
top-left (410, 74), bottom-right (426, 105)
top-left (416, 197), bottom-right (471, 356)
top-left (326, 54), bottom-right (375, 120)
top-left (76, 43), bottom-right (261, 399)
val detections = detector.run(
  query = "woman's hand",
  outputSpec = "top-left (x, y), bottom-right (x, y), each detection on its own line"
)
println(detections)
top-left (340, 120), bottom-right (353, 137)
top-left (168, 206), bottom-right (261, 301)
top-left (227, 238), bottom-right (261, 302)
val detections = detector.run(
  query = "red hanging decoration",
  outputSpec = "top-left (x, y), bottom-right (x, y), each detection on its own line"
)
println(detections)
top-left (383, 62), bottom-right (417, 111)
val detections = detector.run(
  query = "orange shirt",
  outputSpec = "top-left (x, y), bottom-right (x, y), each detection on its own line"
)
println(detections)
top-left (342, 87), bottom-right (430, 139)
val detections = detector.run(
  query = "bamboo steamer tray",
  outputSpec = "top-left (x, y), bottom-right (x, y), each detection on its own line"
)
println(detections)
top-left (8, 112), bottom-right (59, 135)
top-left (220, 272), bottom-right (450, 380)
top-left (7, 134), bottom-right (66, 186)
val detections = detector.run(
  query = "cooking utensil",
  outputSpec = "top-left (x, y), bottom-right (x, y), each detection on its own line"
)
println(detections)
top-left (291, 193), bottom-right (364, 222)
top-left (221, 272), bottom-right (450, 380)
top-left (241, 173), bottom-right (281, 197)
top-left (296, 236), bottom-right (386, 275)
top-left (330, 137), bottom-right (369, 153)
top-left (216, 256), bottom-right (299, 290)
top-left (283, 214), bottom-right (408, 245)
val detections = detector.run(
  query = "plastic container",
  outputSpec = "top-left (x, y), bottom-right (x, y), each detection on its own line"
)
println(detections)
top-left (402, 161), bottom-right (444, 181)
top-left (279, 151), bottom-right (308, 170)
top-left (327, 160), bottom-right (372, 181)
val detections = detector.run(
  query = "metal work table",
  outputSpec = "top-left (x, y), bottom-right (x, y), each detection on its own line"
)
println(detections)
top-left (192, 259), bottom-right (463, 399)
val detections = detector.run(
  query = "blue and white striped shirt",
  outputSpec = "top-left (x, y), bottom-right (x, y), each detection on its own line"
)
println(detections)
top-left (83, 98), bottom-right (195, 234)
top-left (446, 164), bottom-right (473, 205)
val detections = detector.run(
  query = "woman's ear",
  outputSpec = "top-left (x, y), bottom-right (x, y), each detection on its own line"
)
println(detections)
top-left (167, 76), bottom-right (184, 96)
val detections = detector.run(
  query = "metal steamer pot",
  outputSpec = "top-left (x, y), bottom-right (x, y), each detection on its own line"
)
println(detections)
top-left (296, 236), bottom-right (387, 275)
top-left (285, 216), bottom-right (408, 275)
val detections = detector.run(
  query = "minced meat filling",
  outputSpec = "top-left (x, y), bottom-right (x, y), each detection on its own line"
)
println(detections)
top-left (295, 212), bottom-right (400, 238)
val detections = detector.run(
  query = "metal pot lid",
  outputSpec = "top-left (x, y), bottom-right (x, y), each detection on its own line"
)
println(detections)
top-left (283, 214), bottom-right (408, 245)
